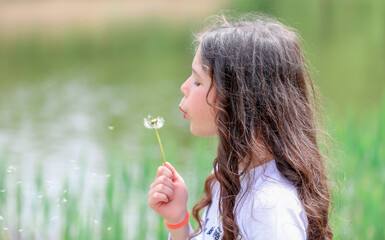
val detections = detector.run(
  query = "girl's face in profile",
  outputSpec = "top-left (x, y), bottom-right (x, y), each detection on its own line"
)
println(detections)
top-left (179, 47), bottom-right (217, 137)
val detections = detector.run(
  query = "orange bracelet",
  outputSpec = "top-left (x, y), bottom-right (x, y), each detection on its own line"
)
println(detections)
top-left (164, 210), bottom-right (190, 229)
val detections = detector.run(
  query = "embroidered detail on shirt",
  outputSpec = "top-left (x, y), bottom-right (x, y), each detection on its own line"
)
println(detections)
top-left (212, 227), bottom-right (222, 240)
top-left (201, 214), bottom-right (223, 239)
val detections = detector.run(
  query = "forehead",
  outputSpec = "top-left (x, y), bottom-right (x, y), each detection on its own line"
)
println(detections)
top-left (193, 47), bottom-right (212, 76)
top-left (192, 47), bottom-right (203, 69)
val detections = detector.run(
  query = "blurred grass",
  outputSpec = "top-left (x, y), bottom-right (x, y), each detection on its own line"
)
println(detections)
top-left (0, 105), bottom-right (384, 238)
top-left (328, 96), bottom-right (385, 239)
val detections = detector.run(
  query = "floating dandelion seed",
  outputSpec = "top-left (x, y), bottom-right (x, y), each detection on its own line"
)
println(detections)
top-left (46, 180), bottom-right (52, 189)
top-left (108, 126), bottom-right (114, 131)
top-left (7, 166), bottom-right (16, 173)
top-left (50, 216), bottom-right (58, 223)
top-left (144, 115), bottom-right (166, 164)
top-left (0, 216), bottom-right (3, 221)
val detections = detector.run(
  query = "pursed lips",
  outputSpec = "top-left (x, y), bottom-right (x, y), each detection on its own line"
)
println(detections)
top-left (179, 106), bottom-right (187, 119)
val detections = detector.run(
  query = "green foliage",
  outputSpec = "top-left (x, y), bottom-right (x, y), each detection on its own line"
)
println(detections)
top-left (227, 0), bottom-right (385, 112)
top-left (0, 0), bottom-right (384, 238)
top-left (329, 96), bottom-right (385, 239)
top-left (0, 107), bottom-right (384, 238)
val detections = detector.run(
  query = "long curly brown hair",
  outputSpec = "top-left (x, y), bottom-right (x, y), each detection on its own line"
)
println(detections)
top-left (190, 14), bottom-right (333, 240)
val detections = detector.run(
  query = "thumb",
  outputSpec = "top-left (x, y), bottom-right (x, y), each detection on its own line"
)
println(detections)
top-left (164, 162), bottom-right (183, 182)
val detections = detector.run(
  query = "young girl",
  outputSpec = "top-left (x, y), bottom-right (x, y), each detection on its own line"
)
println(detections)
top-left (148, 14), bottom-right (333, 240)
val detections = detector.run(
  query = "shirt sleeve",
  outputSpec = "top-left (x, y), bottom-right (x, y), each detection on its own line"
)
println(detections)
top-left (240, 187), bottom-right (308, 240)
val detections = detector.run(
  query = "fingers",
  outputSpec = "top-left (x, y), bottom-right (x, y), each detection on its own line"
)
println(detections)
top-left (148, 192), bottom-right (169, 207)
top-left (148, 169), bottom-right (175, 205)
top-left (148, 162), bottom-right (184, 210)
top-left (156, 165), bottom-right (173, 179)
top-left (148, 181), bottom-right (174, 201)
top-left (164, 162), bottom-right (183, 182)
top-left (150, 174), bottom-right (174, 190)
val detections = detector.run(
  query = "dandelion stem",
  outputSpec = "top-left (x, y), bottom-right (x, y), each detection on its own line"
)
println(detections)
top-left (154, 128), bottom-right (166, 164)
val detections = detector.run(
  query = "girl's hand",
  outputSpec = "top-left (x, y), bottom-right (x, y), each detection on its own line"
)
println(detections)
top-left (148, 162), bottom-right (189, 224)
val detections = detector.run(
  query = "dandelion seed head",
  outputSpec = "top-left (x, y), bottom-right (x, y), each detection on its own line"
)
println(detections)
top-left (144, 115), bottom-right (164, 129)
top-left (144, 115), bottom-right (167, 164)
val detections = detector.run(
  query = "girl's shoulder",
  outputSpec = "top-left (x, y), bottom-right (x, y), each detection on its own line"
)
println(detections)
top-left (242, 160), bottom-right (302, 209)
top-left (237, 160), bottom-right (308, 239)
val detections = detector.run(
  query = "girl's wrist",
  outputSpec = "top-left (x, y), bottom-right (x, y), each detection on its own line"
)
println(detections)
top-left (165, 209), bottom-right (189, 226)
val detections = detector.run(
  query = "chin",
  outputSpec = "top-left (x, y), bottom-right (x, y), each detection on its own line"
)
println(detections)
top-left (190, 125), bottom-right (217, 137)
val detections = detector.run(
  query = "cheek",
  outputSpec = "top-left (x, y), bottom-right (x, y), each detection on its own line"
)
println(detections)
top-left (190, 92), bottom-right (206, 111)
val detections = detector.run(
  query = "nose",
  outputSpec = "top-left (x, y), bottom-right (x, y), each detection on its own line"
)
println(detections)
top-left (180, 78), bottom-right (189, 96)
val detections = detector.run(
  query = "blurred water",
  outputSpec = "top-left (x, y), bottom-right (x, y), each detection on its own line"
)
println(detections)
top-left (0, 76), bottom-right (135, 235)
top-left (0, 63), bottom-right (196, 236)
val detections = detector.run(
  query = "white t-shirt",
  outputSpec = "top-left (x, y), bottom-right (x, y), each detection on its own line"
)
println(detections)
top-left (180, 160), bottom-right (308, 240)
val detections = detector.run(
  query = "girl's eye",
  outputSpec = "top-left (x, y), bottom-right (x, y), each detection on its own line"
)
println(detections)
top-left (193, 81), bottom-right (201, 86)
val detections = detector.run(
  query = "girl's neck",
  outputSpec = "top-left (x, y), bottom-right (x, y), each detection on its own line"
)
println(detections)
top-left (239, 141), bottom-right (274, 171)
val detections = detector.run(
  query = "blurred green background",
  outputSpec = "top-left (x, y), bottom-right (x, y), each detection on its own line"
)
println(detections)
top-left (0, 0), bottom-right (384, 239)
